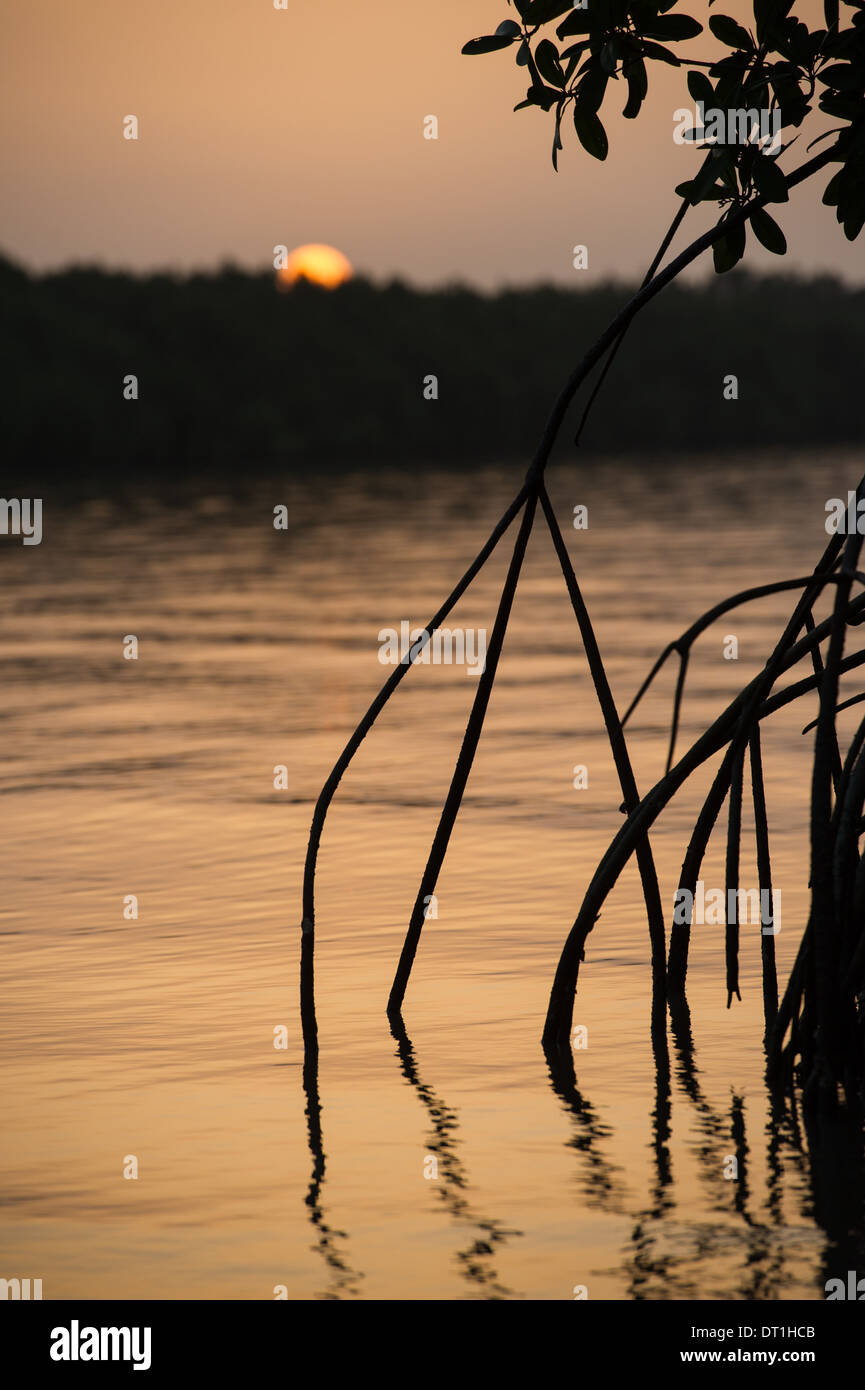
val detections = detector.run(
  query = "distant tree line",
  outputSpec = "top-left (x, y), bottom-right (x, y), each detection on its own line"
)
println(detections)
top-left (2, 252), bottom-right (863, 488)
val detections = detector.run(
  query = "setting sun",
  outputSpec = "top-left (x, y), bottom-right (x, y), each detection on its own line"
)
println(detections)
top-left (277, 243), bottom-right (353, 290)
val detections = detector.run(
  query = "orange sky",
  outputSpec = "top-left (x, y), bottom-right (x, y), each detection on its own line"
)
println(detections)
top-left (2, 0), bottom-right (863, 286)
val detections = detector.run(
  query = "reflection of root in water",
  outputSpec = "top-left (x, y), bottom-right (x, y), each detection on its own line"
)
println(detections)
top-left (301, 1037), bottom-right (364, 1300)
top-left (390, 1016), bottom-right (522, 1299)
top-left (551, 993), bottom-right (864, 1301)
top-left (628, 1000), bottom-right (786, 1299)
top-left (805, 1101), bottom-right (865, 1295)
top-left (544, 1041), bottom-right (629, 1215)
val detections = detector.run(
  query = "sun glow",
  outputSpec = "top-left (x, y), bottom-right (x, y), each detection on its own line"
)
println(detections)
top-left (277, 244), bottom-right (353, 289)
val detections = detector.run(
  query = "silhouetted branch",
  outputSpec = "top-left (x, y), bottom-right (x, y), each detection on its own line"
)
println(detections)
top-left (539, 483), bottom-right (667, 1015)
top-left (387, 490), bottom-right (538, 1016)
top-left (750, 725), bottom-right (778, 1034)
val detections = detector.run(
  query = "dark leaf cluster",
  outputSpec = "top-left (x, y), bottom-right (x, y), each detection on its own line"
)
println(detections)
top-left (463, 1), bottom-right (865, 269)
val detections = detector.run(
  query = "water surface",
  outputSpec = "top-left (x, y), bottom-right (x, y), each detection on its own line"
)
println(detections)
top-left (2, 450), bottom-right (863, 1299)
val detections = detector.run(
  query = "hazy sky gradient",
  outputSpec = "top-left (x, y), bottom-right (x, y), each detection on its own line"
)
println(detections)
top-left (3, 0), bottom-right (864, 287)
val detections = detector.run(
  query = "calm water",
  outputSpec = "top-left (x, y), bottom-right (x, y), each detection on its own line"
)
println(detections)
top-left (2, 451), bottom-right (864, 1300)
